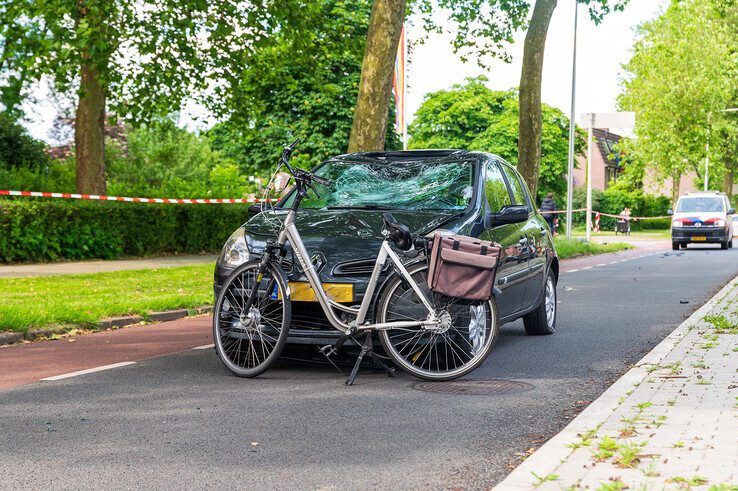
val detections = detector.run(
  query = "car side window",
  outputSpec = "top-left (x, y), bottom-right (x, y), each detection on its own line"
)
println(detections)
top-left (485, 161), bottom-right (513, 213)
top-left (500, 164), bottom-right (531, 210)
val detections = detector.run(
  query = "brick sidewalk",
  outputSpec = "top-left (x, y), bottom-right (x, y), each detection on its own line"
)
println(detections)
top-left (496, 276), bottom-right (738, 490)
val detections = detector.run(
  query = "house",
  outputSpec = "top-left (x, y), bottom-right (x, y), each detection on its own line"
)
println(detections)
top-left (573, 128), bottom-right (623, 190)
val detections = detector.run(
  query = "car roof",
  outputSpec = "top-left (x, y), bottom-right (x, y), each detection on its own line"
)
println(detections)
top-left (679, 191), bottom-right (726, 198)
top-left (331, 149), bottom-right (481, 164)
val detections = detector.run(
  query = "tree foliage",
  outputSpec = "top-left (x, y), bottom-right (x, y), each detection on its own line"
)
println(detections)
top-left (408, 77), bottom-right (584, 202)
top-left (619, 0), bottom-right (737, 202)
top-left (1, 0), bottom-right (311, 121)
top-left (209, 0), bottom-right (400, 175)
top-left (0, 0), bottom-right (313, 192)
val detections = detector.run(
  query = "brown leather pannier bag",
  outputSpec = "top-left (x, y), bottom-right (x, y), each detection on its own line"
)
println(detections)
top-left (427, 234), bottom-right (501, 301)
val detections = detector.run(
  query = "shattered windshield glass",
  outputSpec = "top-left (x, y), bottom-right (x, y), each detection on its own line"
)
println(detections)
top-left (284, 159), bottom-right (474, 211)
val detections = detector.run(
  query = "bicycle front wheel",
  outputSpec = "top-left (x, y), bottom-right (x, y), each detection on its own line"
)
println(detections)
top-left (213, 260), bottom-right (291, 378)
top-left (377, 263), bottom-right (499, 381)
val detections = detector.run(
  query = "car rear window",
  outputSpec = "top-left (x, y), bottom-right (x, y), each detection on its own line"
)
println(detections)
top-left (676, 197), bottom-right (725, 213)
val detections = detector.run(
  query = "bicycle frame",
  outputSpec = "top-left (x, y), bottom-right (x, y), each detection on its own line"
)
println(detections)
top-left (273, 209), bottom-right (436, 333)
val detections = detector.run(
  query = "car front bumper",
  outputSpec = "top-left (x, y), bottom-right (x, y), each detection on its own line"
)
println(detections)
top-left (671, 226), bottom-right (729, 243)
top-left (214, 262), bottom-right (372, 346)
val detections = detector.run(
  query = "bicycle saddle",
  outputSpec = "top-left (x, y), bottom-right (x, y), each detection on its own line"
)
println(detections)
top-left (382, 212), bottom-right (412, 250)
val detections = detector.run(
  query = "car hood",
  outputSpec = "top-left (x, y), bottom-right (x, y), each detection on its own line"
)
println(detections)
top-left (243, 208), bottom-right (461, 240)
top-left (672, 211), bottom-right (726, 223)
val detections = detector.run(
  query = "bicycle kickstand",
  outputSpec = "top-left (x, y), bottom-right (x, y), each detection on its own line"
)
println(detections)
top-left (345, 332), bottom-right (395, 386)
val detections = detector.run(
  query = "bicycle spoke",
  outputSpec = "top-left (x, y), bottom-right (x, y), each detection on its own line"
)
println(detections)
top-left (214, 262), bottom-right (288, 375)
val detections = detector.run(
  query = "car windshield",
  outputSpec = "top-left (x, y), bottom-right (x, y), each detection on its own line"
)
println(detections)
top-left (676, 197), bottom-right (725, 213)
top-left (284, 159), bottom-right (474, 211)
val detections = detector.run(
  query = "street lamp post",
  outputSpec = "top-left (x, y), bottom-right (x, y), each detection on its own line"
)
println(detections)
top-left (565, 1), bottom-right (579, 239)
top-left (705, 108), bottom-right (738, 191)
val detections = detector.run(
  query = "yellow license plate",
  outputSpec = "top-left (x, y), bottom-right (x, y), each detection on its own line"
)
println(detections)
top-left (287, 282), bottom-right (353, 302)
top-left (691, 236), bottom-right (707, 241)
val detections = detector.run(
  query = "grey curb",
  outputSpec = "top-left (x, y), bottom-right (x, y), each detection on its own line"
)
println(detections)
top-left (98, 315), bottom-right (144, 329)
top-left (0, 305), bottom-right (214, 346)
top-left (0, 331), bottom-right (23, 346)
top-left (24, 329), bottom-right (52, 341)
top-left (148, 309), bottom-right (190, 322)
top-left (494, 274), bottom-right (738, 490)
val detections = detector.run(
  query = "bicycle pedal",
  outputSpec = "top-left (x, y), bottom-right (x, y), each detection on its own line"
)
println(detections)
top-left (319, 345), bottom-right (337, 357)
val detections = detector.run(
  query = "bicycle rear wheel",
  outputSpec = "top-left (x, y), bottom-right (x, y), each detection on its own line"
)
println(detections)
top-left (377, 263), bottom-right (498, 381)
top-left (213, 260), bottom-right (291, 377)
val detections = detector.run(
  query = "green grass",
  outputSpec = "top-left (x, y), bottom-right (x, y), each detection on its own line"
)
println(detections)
top-left (571, 228), bottom-right (671, 239)
top-left (554, 237), bottom-right (633, 260)
top-left (0, 264), bottom-right (214, 332)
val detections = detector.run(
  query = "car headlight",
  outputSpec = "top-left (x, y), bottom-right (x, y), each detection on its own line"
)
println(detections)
top-left (715, 219), bottom-right (725, 227)
top-left (220, 228), bottom-right (250, 267)
top-left (672, 220), bottom-right (682, 228)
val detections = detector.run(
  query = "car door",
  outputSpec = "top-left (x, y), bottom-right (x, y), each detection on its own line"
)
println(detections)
top-left (499, 162), bottom-right (546, 311)
top-left (478, 159), bottom-right (528, 319)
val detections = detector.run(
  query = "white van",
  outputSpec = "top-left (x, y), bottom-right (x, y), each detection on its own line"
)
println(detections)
top-left (669, 192), bottom-right (734, 250)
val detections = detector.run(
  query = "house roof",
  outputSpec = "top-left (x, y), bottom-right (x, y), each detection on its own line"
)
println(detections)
top-left (593, 129), bottom-right (622, 168)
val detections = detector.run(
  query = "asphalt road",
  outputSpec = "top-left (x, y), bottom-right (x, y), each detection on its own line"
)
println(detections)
top-left (1, 245), bottom-right (737, 489)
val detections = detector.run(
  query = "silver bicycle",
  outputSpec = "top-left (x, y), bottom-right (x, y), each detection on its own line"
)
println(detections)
top-left (213, 141), bottom-right (499, 384)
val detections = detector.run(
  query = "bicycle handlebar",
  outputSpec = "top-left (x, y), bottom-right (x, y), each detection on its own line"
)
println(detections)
top-left (280, 139), bottom-right (332, 189)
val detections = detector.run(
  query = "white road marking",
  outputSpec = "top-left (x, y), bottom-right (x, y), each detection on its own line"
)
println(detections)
top-left (192, 344), bottom-right (215, 350)
top-left (41, 362), bottom-right (137, 381)
top-left (582, 266), bottom-right (593, 270)
top-left (566, 269), bottom-right (579, 273)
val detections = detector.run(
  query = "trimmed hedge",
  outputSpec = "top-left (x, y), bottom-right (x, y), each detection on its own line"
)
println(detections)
top-left (571, 186), bottom-right (671, 231)
top-left (0, 198), bottom-right (251, 262)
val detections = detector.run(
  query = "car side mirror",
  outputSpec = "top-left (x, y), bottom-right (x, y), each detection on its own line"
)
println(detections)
top-left (729, 208), bottom-right (735, 214)
top-left (667, 209), bottom-right (673, 216)
top-left (486, 205), bottom-right (529, 227)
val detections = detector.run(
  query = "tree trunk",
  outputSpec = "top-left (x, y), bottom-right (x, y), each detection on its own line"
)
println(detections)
top-left (671, 172), bottom-right (681, 207)
top-left (74, 0), bottom-right (107, 194)
top-left (723, 162), bottom-right (735, 201)
top-left (74, 62), bottom-right (107, 194)
top-left (347, 0), bottom-right (405, 153)
top-left (518, 0), bottom-right (558, 199)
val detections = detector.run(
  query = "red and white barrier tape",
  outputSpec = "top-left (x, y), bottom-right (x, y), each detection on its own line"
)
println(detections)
top-left (0, 189), bottom-right (275, 204)
top-left (0, 190), bottom-right (673, 219)
top-left (542, 208), bottom-right (670, 220)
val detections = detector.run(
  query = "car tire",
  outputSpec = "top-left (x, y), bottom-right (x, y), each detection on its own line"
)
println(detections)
top-left (680, 243), bottom-right (687, 249)
top-left (722, 239), bottom-right (729, 250)
top-left (729, 239), bottom-right (733, 248)
top-left (672, 242), bottom-right (679, 251)
top-left (523, 270), bottom-right (556, 335)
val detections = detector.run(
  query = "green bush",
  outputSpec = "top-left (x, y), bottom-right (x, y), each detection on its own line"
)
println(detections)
top-left (570, 184), bottom-right (671, 231)
top-left (0, 198), bottom-right (252, 262)
top-left (106, 123), bottom-right (258, 199)
top-left (0, 113), bottom-right (50, 171)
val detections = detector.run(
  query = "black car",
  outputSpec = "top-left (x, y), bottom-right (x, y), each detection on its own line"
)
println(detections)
top-left (214, 150), bottom-right (559, 346)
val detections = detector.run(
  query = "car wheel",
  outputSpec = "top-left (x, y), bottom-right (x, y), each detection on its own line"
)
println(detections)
top-left (680, 243), bottom-right (687, 249)
top-left (721, 239), bottom-right (729, 250)
top-left (729, 239), bottom-right (733, 248)
top-left (523, 270), bottom-right (556, 335)
top-left (672, 242), bottom-right (679, 251)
